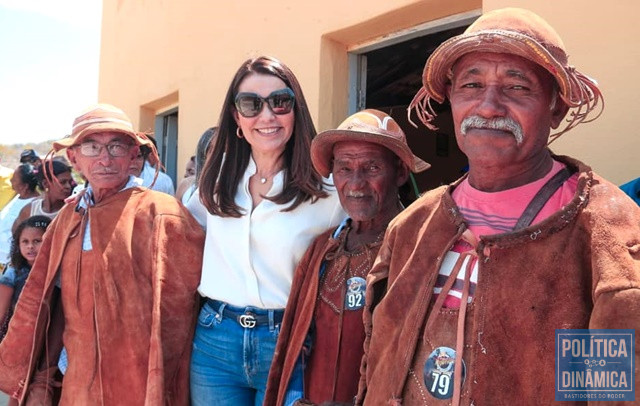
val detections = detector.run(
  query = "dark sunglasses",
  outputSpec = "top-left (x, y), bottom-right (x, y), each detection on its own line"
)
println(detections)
top-left (234, 88), bottom-right (295, 118)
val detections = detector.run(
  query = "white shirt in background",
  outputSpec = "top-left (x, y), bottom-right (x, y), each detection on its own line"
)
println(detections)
top-left (139, 161), bottom-right (175, 196)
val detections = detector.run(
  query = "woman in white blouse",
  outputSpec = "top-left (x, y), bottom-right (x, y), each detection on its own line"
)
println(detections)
top-left (187, 56), bottom-right (344, 406)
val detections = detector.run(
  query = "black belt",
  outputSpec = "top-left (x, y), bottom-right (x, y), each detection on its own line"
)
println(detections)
top-left (206, 299), bottom-right (284, 328)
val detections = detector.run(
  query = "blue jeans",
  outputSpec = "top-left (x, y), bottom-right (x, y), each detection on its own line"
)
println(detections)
top-left (190, 301), bottom-right (303, 406)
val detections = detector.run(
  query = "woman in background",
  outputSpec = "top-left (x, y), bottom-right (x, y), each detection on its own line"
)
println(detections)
top-left (0, 215), bottom-right (52, 340)
top-left (0, 215), bottom-right (51, 406)
top-left (12, 159), bottom-right (74, 231)
top-left (176, 127), bottom-right (217, 204)
top-left (0, 164), bottom-right (39, 265)
top-left (187, 56), bottom-right (344, 406)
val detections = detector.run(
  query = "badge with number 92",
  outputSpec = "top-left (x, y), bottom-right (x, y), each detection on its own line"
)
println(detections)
top-left (344, 277), bottom-right (366, 310)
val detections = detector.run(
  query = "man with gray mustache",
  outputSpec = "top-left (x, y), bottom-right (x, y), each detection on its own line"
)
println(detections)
top-left (357, 8), bottom-right (640, 405)
top-left (460, 116), bottom-right (524, 145)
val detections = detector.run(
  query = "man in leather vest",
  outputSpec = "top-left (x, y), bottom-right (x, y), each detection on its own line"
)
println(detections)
top-left (264, 109), bottom-right (429, 406)
top-left (357, 8), bottom-right (640, 406)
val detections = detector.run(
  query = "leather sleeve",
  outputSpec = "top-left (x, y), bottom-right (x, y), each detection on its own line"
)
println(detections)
top-left (355, 226), bottom-right (393, 405)
top-left (266, 230), bottom-right (337, 406)
top-left (265, 234), bottom-right (317, 406)
top-left (586, 180), bottom-right (640, 405)
top-left (145, 209), bottom-right (205, 405)
top-left (588, 289), bottom-right (640, 406)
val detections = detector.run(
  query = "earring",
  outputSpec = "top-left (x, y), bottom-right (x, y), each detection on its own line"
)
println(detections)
top-left (236, 127), bottom-right (244, 139)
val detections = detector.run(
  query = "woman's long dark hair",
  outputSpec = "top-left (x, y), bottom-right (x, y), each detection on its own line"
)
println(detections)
top-left (10, 215), bottom-right (51, 270)
top-left (199, 56), bottom-right (328, 217)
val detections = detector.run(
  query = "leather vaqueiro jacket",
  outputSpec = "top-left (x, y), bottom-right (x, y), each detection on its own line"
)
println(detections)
top-left (356, 155), bottom-right (640, 406)
top-left (0, 187), bottom-right (204, 405)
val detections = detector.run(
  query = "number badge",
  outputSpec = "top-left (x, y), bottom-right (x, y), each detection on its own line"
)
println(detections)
top-left (423, 346), bottom-right (466, 399)
top-left (344, 277), bottom-right (366, 310)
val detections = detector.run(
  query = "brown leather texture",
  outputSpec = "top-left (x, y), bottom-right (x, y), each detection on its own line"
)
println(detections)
top-left (265, 229), bottom-right (338, 406)
top-left (0, 187), bottom-right (204, 405)
top-left (357, 155), bottom-right (640, 405)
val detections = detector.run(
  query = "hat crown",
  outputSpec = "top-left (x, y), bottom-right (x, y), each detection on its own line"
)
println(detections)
top-left (53, 103), bottom-right (142, 152)
top-left (411, 7), bottom-right (603, 140)
top-left (337, 109), bottom-right (407, 143)
top-left (465, 8), bottom-right (567, 63)
top-left (71, 103), bottom-right (134, 139)
top-left (311, 109), bottom-right (430, 177)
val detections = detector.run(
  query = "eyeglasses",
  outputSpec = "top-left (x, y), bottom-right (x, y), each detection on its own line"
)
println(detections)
top-left (75, 140), bottom-right (133, 157)
top-left (234, 88), bottom-right (295, 118)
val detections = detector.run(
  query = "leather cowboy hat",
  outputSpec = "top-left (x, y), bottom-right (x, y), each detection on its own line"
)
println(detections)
top-left (53, 103), bottom-right (154, 152)
top-left (409, 8), bottom-right (603, 139)
top-left (312, 109), bottom-right (430, 178)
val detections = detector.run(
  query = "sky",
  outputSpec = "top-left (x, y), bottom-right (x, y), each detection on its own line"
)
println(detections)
top-left (0, 0), bottom-right (102, 145)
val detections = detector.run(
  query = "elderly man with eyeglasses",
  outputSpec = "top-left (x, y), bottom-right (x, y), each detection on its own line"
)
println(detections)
top-left (0, 104), bottom-right (205, 405)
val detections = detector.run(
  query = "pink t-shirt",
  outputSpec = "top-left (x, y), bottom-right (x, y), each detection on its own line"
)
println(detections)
top-left (433, 160), bottom-right (578, 308)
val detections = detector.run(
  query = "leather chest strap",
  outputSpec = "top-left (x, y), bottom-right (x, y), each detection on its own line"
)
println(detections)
top-left (512, 167), bottom-right (574, 231)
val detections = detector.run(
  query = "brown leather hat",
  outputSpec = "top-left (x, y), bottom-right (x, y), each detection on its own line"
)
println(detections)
top-left (311, 109), bottom-right (430, 178)
top-left (53, 103), bottom-right (154, 152)
top-left (409, 8), bottom-right (603, 141)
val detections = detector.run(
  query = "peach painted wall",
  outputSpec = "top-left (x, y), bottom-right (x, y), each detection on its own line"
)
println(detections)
top-left (99, 0), bottom-right (637, 184)
top-left (98, 0), bottom-right (480, 179)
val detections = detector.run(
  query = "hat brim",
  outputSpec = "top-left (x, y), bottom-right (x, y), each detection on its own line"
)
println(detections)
top-left (423, 30), bottom-right (571, 104)
top-left (53, 123), bottom-right (150, 151)
top-left (311, 129), bottom-right (430, 178)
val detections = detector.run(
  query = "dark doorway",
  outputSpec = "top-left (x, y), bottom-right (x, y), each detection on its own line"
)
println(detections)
top-left (362, 25), bottom-right (471, 203)
top-left (154, 108), bottom-right (179, 185)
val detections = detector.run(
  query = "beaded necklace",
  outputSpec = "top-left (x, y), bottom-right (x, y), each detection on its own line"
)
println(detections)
top-left (319, 225), bottom-right (384, 313)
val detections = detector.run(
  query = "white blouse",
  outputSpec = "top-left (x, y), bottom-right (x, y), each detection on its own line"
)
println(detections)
top-left (187, 157), bottom-right (345, 309)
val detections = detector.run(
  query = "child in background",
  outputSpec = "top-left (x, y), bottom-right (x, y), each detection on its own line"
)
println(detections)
top-left (0, 215), bottom-right (52, 341)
